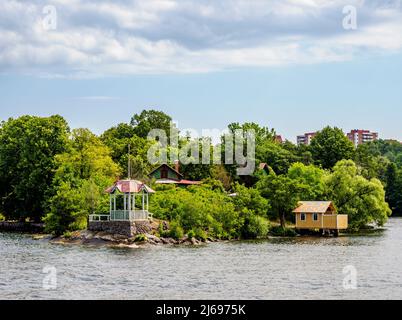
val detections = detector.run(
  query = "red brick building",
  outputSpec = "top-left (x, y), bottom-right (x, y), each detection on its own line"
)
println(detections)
top-left (347, 129), bottom-right (378, 147)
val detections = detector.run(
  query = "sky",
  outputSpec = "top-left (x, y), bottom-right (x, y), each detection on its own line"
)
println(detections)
top-left (1, 0), bottom-right (402, 142)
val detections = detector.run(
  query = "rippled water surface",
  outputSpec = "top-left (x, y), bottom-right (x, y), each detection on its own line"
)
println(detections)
top-left (1, 218), bottom-right (402, 300)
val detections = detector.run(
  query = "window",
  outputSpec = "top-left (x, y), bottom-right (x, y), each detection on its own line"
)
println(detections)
top-left (313, 213), bottom-right (318, 221)
top-left (161, 168), bottom-right (168, 179)
top-left (300, 213), bottom-right (306, 221)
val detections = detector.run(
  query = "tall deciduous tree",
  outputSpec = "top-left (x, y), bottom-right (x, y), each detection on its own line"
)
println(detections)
top-left (310, 126), bottom-right (355, 169)
top-left (44, 129), bottom-right (120, 234)
top-left (324, 160), bottom-right (391, 230)
top-left (0, 115), bottom-right (69, 221)
top-left (130, 109), bottom-right (175, 139)
top-left (257, 173), bottom-right (309, 227)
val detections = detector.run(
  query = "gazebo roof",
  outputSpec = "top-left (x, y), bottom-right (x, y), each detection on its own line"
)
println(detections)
top-left (106, 179), bottom-right (155, 194)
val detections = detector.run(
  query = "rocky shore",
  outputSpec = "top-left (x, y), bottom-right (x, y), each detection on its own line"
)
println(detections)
top-left (45, 229), bottom-right (218, 248)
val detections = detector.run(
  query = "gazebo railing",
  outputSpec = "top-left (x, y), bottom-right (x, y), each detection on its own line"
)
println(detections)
top-left (88, 215), bottom-right (110, 222)
top-left (89, 210), bottom-right (152, 222)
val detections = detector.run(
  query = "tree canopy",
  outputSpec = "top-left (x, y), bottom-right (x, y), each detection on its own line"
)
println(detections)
top-left (310, 126), bottom-right (355, 169)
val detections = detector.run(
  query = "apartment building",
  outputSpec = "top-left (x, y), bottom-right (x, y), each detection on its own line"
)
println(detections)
top-left (347, 129), bottom-right (378, 147)
top-left (297, 132), bottom-right (317, 146)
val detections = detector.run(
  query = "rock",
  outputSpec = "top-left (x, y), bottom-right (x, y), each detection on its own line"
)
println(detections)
top-left (179, 236), bottom-right (189, 244)
top-left (80, 230), bottom-right (95, 240)
top-left (32, 234), bottom-right (52, 240)
top-left (110, 243), bottom-right (139, 249)
top-left (95, 232), bottom-right (116, 242)
top-left (112, 234), bottom-right (129, 241)
top-left (146, 234), bottom-right (161, 244)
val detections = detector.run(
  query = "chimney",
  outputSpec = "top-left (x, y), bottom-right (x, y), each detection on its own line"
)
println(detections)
top-left (174, 160), bottom-right (180, 173)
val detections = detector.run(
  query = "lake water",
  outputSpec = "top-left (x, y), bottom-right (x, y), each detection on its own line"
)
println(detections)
top-left (1, 218), bottom-right (402, 300)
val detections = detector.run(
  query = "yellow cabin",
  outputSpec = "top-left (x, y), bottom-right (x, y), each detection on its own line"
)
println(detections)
top-left (293, 201), bottom-right (348, 235)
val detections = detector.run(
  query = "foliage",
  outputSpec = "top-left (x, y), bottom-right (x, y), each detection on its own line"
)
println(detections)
top-left (310, 126), bottom-right (355, 169)
top-left (134, 234), bottom-right (148, 242)
top-left (324, 160), bottom-right (392, 230)
top-left (240, 212), bottom-right (270, 239)
top-left (168, 220), bottom-right (184, 240)
top-left (0, 115), bottom-right (70, 222)
top-left (44, 129), bottom-right (120, 235)
top-left (130, 109), bottom-right (175, 140)
top-left (257, 173), bottom-right (309, 227)
top-left (287, 163), bottom-right (327, 200)
top-left (270, 226), bottom-right (297, 237)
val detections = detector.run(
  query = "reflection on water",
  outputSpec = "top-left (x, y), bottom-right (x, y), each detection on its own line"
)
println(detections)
top-left (1, 218), bottom-right (402, 300)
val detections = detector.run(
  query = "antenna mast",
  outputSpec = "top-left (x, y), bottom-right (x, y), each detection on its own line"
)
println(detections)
top-left (128, 144), bottom-right (131, 180)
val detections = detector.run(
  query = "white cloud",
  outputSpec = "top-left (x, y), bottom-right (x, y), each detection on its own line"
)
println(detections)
top-left (0, 0), bottom-right (401, 77)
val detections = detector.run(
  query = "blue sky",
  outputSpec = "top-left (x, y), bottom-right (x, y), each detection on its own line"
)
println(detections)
top-left (1, 0), bottom-right (402, 142)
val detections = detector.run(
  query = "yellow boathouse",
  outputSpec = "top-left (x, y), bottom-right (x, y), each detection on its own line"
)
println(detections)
top-left (293, 201), bottom-right (348, 235)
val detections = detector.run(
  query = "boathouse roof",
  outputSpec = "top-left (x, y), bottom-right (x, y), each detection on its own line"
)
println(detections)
top-left (293, 201), bottom-right (335, 214)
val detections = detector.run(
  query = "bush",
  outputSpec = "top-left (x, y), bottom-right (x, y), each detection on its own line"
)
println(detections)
top-left (187, 229), bottom-right (196, 239)
top-left (63, 231), bottom-right (73, 239)
top-left (241, 214), bottom-right (270, 239)
top-left (134, 234), bottom-right (148, 242)
top-left (270, 226), bottom-right (297, 237)
top-left (193, 228), bottom-right (208, 241)
top-left (149, 185), bottom-right (239, 239)
top-left (169, 221), bottom-right (184, 240)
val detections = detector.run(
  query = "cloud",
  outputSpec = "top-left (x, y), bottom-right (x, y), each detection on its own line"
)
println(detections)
top-left (1, 0), bottom-right (402, 77)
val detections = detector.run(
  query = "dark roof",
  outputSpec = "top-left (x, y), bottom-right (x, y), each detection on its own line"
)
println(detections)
top-left (149, 163), bottom-right (183, 178)
top-left (155, 179), bottom-right (202, 185)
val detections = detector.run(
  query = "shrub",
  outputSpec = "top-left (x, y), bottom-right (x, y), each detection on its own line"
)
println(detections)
top-left (241, 213), bottom-right (270, 239)
top-left (134, 234), bottom-right (148, 242)
top-left (169, 221), bottom-right (184, 240)
top-left (270, 226), bottom-right (297, 237)
top-left (187, 229), bottom-right (196, 239)
top-left (193, 228), bottom-right (208, 241)
top-left (63, 231), bottom-right (72, 239)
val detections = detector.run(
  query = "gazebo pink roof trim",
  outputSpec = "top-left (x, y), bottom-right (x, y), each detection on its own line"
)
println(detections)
top-left (105, 179), bottom-right (155, 194)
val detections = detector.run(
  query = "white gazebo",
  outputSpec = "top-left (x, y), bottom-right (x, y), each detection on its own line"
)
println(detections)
top-left (89, 180), bottom-right (155, 222)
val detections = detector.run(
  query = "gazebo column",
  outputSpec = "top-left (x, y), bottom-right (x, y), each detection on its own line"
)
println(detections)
top-left (128, 192), bottom-right (131, 211)
top-left (133, 194), bottom-right (136, 212)
top-left (146, 192), bottom-right (149, 212)
top-left (113, 194), bottom-right (116, 211)
top-left (123, 193), bottom-right (127, 211)
top-left (142, 190), bottom-right (145, 212)
top-left (109, 194), bottom-right (112, 215)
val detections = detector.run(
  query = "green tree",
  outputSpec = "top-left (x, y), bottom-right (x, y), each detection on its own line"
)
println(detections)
top-left (0, 115), bottom-right (69, 221)
top-left (310, 126), bottom-right (355, 169)
top-left (257, 173), bottom-right (308, 227)
top-left (324, 160), bottom-right (391, 230)
top-left (130, 109), bottom-right (175, 139)
top-left (101, 123), bottom-right (153, 179)
top-left (44, 129), bottom-right (120, 234)
top-left (287, 162), bottom-right (327, 200)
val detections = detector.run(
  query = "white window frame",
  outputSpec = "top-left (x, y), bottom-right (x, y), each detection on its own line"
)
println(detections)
top-left (313, 213), bottom-right (318, 221)
top-left (300, 213), bottom-right (306, 221)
